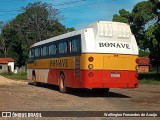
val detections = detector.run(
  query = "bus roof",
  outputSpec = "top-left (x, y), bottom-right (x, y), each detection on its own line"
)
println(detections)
top-left (30, 21), bottom-right (138, 55)
top-left (31, 21), bottom-right (130, 47)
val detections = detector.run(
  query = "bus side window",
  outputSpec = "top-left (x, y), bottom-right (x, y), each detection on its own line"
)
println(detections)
top-left (42, 46), bottom-right (47, 56)
top-left (64, 42), bottom-right (68, 53)
top-left (29, 49), bottom-right (34, 58)
top-left (71, 38), bottom-right (79, 52)
top-left (35, 48), bottom-right (40, 57)
top-left (68, 41), bottom-right (72, 53)
top-left (59, 42), bottom-right (65, 54)
top-left (49, 44), bottom-right (56, 55)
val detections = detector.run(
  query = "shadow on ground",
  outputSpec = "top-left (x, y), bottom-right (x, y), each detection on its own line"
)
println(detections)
top-left (28, 82), bottom-right (130, 98)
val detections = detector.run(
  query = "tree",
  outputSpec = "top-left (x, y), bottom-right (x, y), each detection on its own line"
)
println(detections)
top-left (13, 2), bottom-right (63, 48)
top-left (0, 2), bottom-right (75, 67)
top-left (0, 22), bottom-right (16, 57)
top-left (112, 9), bottom-right (132, 24)
top-left (113, 1), bottom-right (156, 50)
top-left (0, 22), bottom-right (4, 56)
top-left (112, 0), bottom-right (160, 61)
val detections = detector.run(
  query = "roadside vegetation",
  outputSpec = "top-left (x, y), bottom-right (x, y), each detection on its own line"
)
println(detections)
top-left (0, 72), bottom-right (27, 80)
top-left (138, 72), bottom-right (160, 84)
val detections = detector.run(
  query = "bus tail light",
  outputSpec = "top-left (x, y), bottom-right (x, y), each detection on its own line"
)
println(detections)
top-left (88, 72), bottom-right (94, 77)
top-left (136, 58), bottom-right (139, 64)
top-left (88, 64), bottom-right (94, 69)
top-left (88, 56), bottom-right (94, 62)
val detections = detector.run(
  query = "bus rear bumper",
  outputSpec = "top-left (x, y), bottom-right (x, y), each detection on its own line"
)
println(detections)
top-left (81, 70), bottom-right (138, 89)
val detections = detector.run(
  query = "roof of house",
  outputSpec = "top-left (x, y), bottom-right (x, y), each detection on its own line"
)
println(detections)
top-left (0, 58), bottom-right (15, 64)
top-left (138, 57), bottom-right (150, 66)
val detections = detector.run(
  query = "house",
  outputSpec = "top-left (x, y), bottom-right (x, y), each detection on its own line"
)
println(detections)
top-left (0, 58), bottom-right (15, 73)
top-left (138, 57), bottom-right (150, 73)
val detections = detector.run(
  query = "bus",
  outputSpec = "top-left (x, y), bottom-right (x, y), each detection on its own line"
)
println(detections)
top-left (27, 21), bottom-right (139, 93)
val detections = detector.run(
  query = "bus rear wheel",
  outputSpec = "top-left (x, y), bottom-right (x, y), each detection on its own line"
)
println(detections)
top-left (59, 74), bottom-right (69, 93)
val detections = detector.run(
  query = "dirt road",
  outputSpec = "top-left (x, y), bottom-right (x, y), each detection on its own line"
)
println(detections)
top-left (0, 75), bottom-right (160, 120)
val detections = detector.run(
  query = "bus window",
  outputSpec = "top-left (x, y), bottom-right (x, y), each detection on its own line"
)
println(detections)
top-left (42, 46), bottom-right (47, 56)
top-left (64, 42), bottom-right (68, 53)
top-left (29, 49), bottom-right (34, 58)
top-left (35, 48), bottom-right (40, 57)
top-left (59, 42), bottom-right (64, 54)
top-left (49, 44), bottom-right (56, 55)
top-left (59, 42), bottom-right (68, 54)
top-left (71, 38), bottom-right (79, 52)
top-left (68, 41), bottom-right (72, 52)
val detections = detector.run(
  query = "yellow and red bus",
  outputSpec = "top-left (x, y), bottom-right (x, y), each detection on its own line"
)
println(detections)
top-left (27, 21), bottom-right (139, 93)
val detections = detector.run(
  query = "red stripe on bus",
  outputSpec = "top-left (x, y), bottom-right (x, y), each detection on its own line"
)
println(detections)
top-left (47, 69), bottom-right (138, 88)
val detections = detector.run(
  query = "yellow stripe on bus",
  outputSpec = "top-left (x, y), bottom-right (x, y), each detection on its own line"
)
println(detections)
top-left (80, 54), bottom-right (138, 71)
top-left (27, 54), bottom-right (138, 71)
top-left (27, 56), bottom-right (75, 69)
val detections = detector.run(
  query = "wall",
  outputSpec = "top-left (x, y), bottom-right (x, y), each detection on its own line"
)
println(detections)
top-left (0, 64), bottom-right (8, 73)
top-left (8, 62), bottom-right (14, 72)
top-left (138, 66), bottom-right (150, 73)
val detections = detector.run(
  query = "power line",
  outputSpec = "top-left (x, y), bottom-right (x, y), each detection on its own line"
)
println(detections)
top-left (0, 0), bottom-right (87, 13)
top-left (52, 0), bottom-right (87, 6)
top-left (0, 0), bottom-right (117, 15)
top-left (0, 0), bottom-right (27, 2)
top-left (0, 9), bottom-right (21, 13)
top-left (0, 13), bottom-right (18, 17)
top-left (59, 1), bottom-right (106, 9)
top-left (57, 0), bottom-right (118, 9)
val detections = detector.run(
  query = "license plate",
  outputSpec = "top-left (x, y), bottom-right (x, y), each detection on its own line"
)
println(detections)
top-left (111, 73), bottom-right (120, 78)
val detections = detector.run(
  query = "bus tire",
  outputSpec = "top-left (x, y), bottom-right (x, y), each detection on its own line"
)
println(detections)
top-left (59, 74), bottom-right (69, 93)
top-left (33, 82), bottom-right (41, 86)
top-left (32, 75), bottom-right (41, 86)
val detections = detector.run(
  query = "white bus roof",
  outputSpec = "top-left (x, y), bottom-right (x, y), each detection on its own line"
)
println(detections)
top-left (31, 21), bottom-right (138, 55)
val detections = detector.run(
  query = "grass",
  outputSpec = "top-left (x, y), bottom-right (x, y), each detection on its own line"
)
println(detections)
top-left (0, 72), bottom-right (27, 80)
top-left (138, 72), bottom-right (160, 84)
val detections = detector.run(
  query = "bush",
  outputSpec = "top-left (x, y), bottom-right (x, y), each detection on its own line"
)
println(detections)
top-left (138, 72), bottom-right (160, 84)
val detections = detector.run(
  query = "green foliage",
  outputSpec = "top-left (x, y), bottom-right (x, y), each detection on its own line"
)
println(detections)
top-left (139, 50), bottom-right (150, 57)
top-left (0, 72), bottom-right (27, 80)
top-left (0, 2), bottom-right (75, 67)
top-left (138, 72), bottom-right (160, 84)
top-left (132, 1), bottom-right (156, 25)
top-left (112, 9), bottom-right (131, 24)
top-left (112, 0), bottom-right (160, 62)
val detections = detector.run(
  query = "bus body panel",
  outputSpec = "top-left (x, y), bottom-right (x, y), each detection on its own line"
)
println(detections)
top-left (27, 53), bottom-right (138, 88)
top-left (27, 21), bottom-right (139, 90)
top-left (81, 70), bottom-right (137, 88)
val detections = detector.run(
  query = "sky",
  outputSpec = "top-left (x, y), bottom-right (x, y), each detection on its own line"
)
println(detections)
top-left (0, 0), bottom-right (144, 29)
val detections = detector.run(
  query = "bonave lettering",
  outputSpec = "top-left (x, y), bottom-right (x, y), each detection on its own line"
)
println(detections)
top-left (99, 42), bottom-right (130, 49)
top-left (50, 59), bottom-right (68, 67)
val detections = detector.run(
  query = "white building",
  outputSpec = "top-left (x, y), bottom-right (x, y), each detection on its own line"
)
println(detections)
top-left (0, 58), bottom-right (15, 73)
